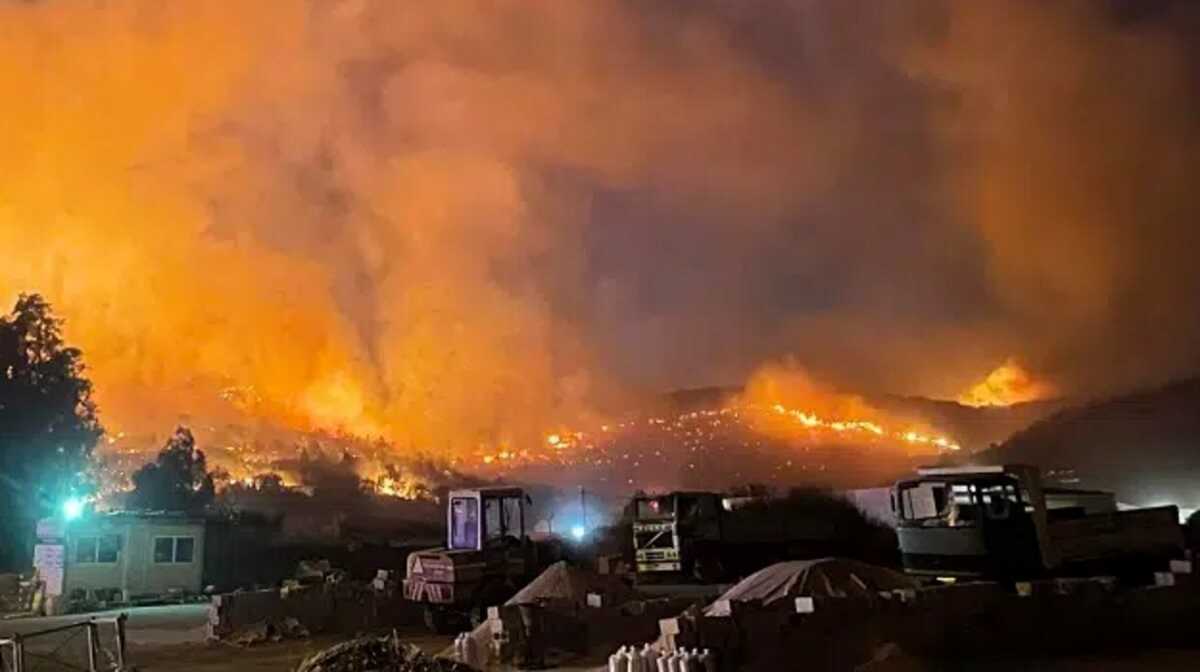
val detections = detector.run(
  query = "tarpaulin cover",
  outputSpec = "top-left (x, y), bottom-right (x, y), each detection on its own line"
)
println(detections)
top-left (706, 558), bottom-right (917, 612)
top-left (507, 561), bottom-right (640, 607)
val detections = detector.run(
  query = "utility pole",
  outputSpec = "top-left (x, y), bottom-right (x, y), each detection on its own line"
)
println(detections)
top-left (579, 486), bottom-right (587, 533)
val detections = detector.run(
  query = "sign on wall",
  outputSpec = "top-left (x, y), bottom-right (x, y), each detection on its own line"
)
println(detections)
top-left (33, 544), bottom-right (65, 596)
top-left (36, 518), bottom-right (64, 541)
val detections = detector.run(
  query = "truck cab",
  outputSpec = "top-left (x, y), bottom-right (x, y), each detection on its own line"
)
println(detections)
top-left (894, 465), bottom-right (1181, 580)
top-left (404, 487), bottom-right (536, 631)
top-left (893, 465), bottom-right (1047, 577)
top-left (632, 491), bottom-right (724, 581)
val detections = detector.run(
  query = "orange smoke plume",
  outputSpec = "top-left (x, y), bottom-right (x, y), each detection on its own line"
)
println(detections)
top-left (5, 0), bottom-right (1199, 478)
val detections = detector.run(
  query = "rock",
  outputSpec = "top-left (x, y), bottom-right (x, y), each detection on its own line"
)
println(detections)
top-left (280, 616), bottom-right (310, 639)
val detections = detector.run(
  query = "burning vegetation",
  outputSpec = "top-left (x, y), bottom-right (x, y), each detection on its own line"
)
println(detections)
top-left (957, 359), bottom-right (1057, 408)
top-left (465, 366), bottom-right (960, 494)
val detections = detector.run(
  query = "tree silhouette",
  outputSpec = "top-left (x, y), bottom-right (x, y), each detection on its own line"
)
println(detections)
top-left (128, 427), bottom-right (215, 512)
top-left (0, 294), bottom-right (103, 571)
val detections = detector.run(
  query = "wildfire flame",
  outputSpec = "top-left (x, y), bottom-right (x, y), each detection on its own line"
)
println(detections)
top-left (93, 426), bottom-right (442, 505)
top-left (957, 358), bottom-right (1056, 408)
top-left (465, 363), bottom-right (961, 473)
top-left (470, 401), bottom-right (959, 473)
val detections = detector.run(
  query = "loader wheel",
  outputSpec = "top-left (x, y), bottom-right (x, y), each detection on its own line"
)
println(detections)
top-left (424, 605), bottom-right (459, 635)
top-left (469, 604), bottom-right (487, 629)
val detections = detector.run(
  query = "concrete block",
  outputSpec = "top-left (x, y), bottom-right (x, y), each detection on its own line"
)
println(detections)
top-left (1170, 560), bottom-right (1193, 574)
top-left (794, 597), bottom-right (815, 614)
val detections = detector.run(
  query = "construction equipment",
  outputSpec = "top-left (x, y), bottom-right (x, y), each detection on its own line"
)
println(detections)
top-left (403, 487), bottom-right (562, 633)
top-left (632, 491), bottom-right (838, 584)
top-left (893, 464), bottom-right (1183, 579)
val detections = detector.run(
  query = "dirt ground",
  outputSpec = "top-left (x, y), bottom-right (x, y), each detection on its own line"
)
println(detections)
top-left (125, 638), bottom-right (1200, 672)
top-left (128, 628), bottom-right (454, 672)
top-left (954, 650), bottom-right (1200, 672)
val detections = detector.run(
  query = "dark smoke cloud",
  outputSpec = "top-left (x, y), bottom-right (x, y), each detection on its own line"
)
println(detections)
top-left (1, 0), bottom-right (1198, 457)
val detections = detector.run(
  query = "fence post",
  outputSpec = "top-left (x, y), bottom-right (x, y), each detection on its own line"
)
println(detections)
top-left (114, 613), bottom-right (128, 669)
top-left (85, 622), bottom-right (98, 672)
top-left (12, 635), bottom-right (24, 672)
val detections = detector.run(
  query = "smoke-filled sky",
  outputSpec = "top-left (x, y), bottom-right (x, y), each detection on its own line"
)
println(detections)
top-left (2, 0), bottom-right (1199, 454)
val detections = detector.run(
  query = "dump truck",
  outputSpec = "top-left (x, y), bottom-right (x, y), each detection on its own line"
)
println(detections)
top-left (403, 486), bottom-right (563, 633)
top-left (632, 490), bottom-right (840, 584)
top-left (893, 464), bottom-right (1183, 580)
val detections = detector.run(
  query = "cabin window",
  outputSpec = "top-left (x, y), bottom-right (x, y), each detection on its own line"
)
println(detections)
top-left (636, 497), bottom-right (674, 519)
top-left (483, 496), bottom-right (522, 543)
top-left (450, 497), bottom-right (479, 550)
top-left (75, 535), bottom-right (121, 564)
top-left (153, 536), bottom-right (195, 564)
top-left (899, 483), bottom-right (945, 520)
top-left (977, 482), bottom-right (1021, 520)
top-left (899, 482), bottom-right (979, 526)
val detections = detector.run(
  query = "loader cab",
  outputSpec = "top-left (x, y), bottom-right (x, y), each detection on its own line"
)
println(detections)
top-left (448, 487), bottom-right (527, 551)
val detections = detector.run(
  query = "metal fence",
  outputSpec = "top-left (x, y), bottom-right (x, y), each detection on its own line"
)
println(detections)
top-left (0, 614), bottom-right (128, 672)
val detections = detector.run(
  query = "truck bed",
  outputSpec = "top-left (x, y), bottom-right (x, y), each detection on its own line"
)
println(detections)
top-left (1048, 505), bottom-right (1181, 565)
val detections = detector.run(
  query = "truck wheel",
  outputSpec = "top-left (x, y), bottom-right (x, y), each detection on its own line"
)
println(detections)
top-left (424, 605), bottom-right (458, 634)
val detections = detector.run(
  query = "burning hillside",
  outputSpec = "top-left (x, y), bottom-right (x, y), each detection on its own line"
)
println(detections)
top-left (93, 427), bottom-right (467, 507)
top-left (475, 403), bottom-right (956, 494)
top-left (88, 363), bottom-right (962, 501)
top-left (93, 400), bottom-right (960, 503)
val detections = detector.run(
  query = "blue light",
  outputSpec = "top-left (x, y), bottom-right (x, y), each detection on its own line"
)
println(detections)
top-left (570, 525), bottom-right (586, 541)
top-left (62, 498), bottom-right (84, 521)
